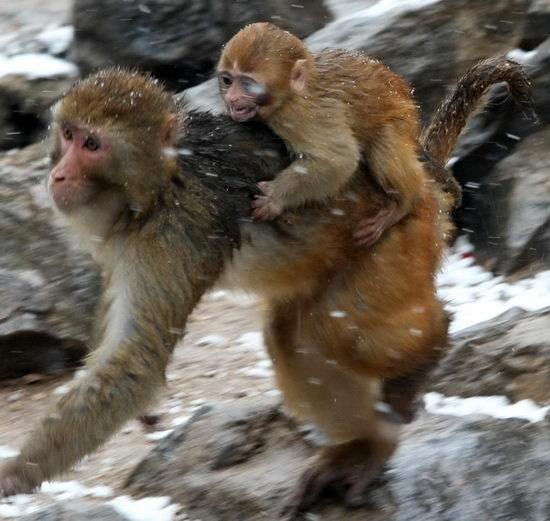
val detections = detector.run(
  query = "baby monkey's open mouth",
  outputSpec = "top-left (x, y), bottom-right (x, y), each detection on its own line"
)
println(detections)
top-left (231, 104), bottom-right (258, 122)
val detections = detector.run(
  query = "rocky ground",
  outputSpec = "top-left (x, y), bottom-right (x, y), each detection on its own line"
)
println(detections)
top-left (0, 0), bottom-right (70, 34)
top-left (0, 289), bottom-right (280, 519)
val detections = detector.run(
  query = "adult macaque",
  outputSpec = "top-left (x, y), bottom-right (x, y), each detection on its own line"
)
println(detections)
top-left (0, 58), bottom-right (534, 518)
top-left (218, 22), bottom-right (437, 245)
top-left (0, 71), bottom-right (289, 496)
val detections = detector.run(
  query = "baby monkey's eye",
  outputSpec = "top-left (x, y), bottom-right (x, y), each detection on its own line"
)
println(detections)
top-left (85, 136), bottom-right (100, 151)
top-left (219, 73), bottom-right (233, 87)
top-left (241, 78), bottom-right (266, 98)
top-left (240, 77), bottom-right (257, 93)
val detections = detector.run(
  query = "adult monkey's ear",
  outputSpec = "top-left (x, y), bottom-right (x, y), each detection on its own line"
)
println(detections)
top-left (161, 114), bottom-right (183, 147)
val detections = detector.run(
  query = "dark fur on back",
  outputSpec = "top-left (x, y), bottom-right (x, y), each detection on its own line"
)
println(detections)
top-left (171, 111), bottom-right (289, 250)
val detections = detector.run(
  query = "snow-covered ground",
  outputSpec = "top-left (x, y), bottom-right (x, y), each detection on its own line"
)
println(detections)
top-left (0, 483), bottom-right (179, 521)
top-left (438, 236), bottom-right (550, 334)
top-left (0, 52), bottom-right (77, 79)
top-left (424, 393), bottom-right (549, 423)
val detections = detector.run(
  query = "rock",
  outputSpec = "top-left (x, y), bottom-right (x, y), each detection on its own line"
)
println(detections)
top-left (452, 38), bottom-right (550, 274)
top-left (431, 307), bottom-right (550, 405)
top-left (523, 0), bottom-right (550, 50)
top-left (70, 0), bottom-right (331, 90)
top-left (19, 502), bottom-right (127, 521)
top-left (126, 397), bottom-right (550, 521)
top-left (466, 128), bottom-right (550, 273)
top-left (0, 0), bottom-right (71, 35)
top-left (125, 400), bottom-right (309, 520)
top-left (0, 75), bottom-right (75, 150)
top-left (389, 414), bottom-right (549, 521)
top-left (0, 23), bottom-right (74, 58)
top-left (0, 23), bottom-right (77, 151)
top-left (0, 144), bottom-right (100, 380)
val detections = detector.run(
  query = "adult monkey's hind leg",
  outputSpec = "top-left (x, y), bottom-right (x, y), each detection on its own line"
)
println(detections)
top-left (382, 309), bottom-right (451, 424)
top-left (264, 300), bottom-right (400, 518)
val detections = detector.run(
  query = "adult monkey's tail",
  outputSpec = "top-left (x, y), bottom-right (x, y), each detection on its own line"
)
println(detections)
top-left (421, 56), bottom-right (537, 207)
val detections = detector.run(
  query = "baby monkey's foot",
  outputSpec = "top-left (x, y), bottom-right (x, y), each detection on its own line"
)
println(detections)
top-left (251, 181), bottom-right (282, 221)
top-left (354, 200), bottom-right (399, 247)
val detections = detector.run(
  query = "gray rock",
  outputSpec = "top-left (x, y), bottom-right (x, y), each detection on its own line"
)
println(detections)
top-left (0, 1), bottom-right (70, 35)
top-left (523, 0), bottom-right (550, 49)
top-left (126, 397), bottom-right (550, 521)
top-left (452, 37), bottom-right (550, 273)
top-left (431, 307), bottom-right (550, 405)
top-left (0, 75), bottom-right (75, 151)
top-left (70, 0), bottom-right (331, 90)
top-left (125, 400), bottom-right (308, 520)
top-left (462, 129), bottom-right (550, 273)
top-left (0, 144), bottom-right (100, 380)
top-left (389, 414), bottom-right (550, 521)
top-left (19, 502), bottom-right (128, 521)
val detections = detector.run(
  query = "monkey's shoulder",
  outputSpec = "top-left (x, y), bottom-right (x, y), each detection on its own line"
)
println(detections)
top-left (315, 49), bottom-right (410, 96)
top-left (315, 48), bottom-right (385, 73)
top-left (182, 111), bottom-right (286, 167)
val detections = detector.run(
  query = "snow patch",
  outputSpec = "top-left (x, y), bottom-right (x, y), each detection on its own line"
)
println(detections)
top-left (171, 415), bottom-right (191, 427)
top-left (424, 392), bottom-right (549, 423)
top-left (0, 53), bottom-right (78, 79)
top-left (507, 48), bottom-right (539, 65)
top-left (0, 494), bottom-right (38, 519)
top-left (342, 0), bottom-right (439, 21)
top-left (438, 237), bottom-right (550, 333)
top-left (243, 366), bottom-right (274, 378)
top-left (109, 495), bottom-right (179, 521)
top-left (145, 429), bottom-right (173, 441)
top-left (40, 480), bottom-right (114, 499)
top-left (0, 503), bottom-right (23, 518)
top-left (235, 331), bottom-right (264, 351)
top-left (36, 26), bottom-right (74, 55)
top-left (206, 290), bottom-right (227, 300)
top-left (0, 446), bottom-right (19, 459)
top-left (1, 485), bottom-right (178, 520)
top-left (195, 334), bottom-right (226, 347)
top-left (53, 383), bottom-right (70, 395)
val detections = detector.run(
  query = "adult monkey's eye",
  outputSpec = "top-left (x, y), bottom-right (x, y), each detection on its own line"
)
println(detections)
top-left (85, 136), bottom-right (100, 151)
top-left (62, 125), bottom-right (73, 140)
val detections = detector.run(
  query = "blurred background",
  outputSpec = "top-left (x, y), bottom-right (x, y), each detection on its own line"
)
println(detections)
top-left (0, 1), bottom-right (549, 520)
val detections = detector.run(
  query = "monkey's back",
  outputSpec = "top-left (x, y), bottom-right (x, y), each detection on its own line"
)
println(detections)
top-left (224, 174), bottom-right (450, 380)
top-left (315, 49), bottom-right (421, 144)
